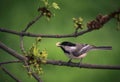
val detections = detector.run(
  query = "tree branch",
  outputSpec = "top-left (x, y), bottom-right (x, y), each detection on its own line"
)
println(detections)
top-left (1, 59), bottom-right (120, 70)
top-left (24, 61), bottom-right (43, 82)
top-left (19, 13), bottom-right (43, 54)
top-left (0, 40), bottom-right (120, 71)
top-left (20, 36), bottom-right (26, 54)
top-left (0, 41), bottom-right (43, 82)
top-left (46, 60), bottom-right (120, 70)
top-left (0, 60), bottom-right (21, 65)
top-left (0, 9), bottom-right (120, 38)
top-left (0, 60), bottom-right (43, 82)
top-left (0, 66), bottom-right (22, 82)
top-left (23, 13), bottom-right (43, 32)
top-left (0, 27), bottom-right (91, 38)
top-left (0, 41), bottom-right (27, 61)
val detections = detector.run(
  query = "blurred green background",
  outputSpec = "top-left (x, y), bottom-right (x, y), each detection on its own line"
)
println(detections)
top-left (0, 0), bottom-right (120, 82)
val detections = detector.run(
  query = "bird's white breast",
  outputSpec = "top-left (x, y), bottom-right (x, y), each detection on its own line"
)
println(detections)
top-left (65, 53), bottom-right (87, 59)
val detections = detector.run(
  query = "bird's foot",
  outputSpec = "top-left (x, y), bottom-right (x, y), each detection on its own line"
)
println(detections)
top-left (77, 62), bottom-right (82, 68)
top-left (67, 59), bottom-right (72, 65)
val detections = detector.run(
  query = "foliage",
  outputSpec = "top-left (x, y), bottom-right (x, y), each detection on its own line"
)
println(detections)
top-left (73, 17), bottom-right (84, 29)
top-left (25, 37), bottom-right (48, 75)
top-left (38, 0), bottom-right (60, 20)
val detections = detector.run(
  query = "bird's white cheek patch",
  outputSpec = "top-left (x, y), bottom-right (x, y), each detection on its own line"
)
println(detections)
top-left (70, 47), bottom-right (77, 50)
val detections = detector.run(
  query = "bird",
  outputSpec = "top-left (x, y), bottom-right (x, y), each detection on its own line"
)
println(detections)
top-left (56, 41), bottom-right (112, 64)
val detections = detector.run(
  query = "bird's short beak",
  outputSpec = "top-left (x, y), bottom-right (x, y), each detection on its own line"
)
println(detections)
top-left (56, 42), bottom-right (61, 47)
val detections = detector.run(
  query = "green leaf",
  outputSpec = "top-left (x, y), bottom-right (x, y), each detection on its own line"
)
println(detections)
top-left (52, 2), bottom-right (60, 10)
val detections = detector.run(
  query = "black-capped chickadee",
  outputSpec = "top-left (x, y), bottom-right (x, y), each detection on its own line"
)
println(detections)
top-left (56, 41), bottom-right (112, 64)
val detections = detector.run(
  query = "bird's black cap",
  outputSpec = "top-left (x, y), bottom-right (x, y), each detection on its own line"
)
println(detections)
top-left (59, 41), bottom-right (76, 46)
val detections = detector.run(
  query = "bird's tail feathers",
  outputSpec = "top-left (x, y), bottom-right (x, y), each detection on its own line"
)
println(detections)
top-left (93, 46), bottom-right (112, 50)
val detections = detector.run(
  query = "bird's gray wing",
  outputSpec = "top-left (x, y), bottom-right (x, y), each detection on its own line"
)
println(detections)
top-left (72, 44), bottom-right (93, 57)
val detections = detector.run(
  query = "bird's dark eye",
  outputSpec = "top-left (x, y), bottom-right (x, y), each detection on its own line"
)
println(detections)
top-left (61, 41), bottom-right (76, 46)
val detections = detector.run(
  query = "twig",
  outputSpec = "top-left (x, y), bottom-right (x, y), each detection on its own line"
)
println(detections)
top-left (20, 13), bottom-right (43, 54)
top-left (20, 36), bottom-right (26, 54)
top-left (46, 60), bottom-right (120, 70)
top-left (0, 66), bottom-right (22, 82)
top-left (23, 13), bottom-right (43, 32)
top-left (0, 60), bottom-right (21, 65)
top-left (24, 61), bottom-right (43, 82)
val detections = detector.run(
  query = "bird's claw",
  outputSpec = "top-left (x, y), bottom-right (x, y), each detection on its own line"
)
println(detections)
top-left (78, 62), bottom-right (82, 68)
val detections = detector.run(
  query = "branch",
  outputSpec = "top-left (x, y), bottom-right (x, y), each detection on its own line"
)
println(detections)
top-left (19, 13), bottom-right (43, 54)
top-left (0, 60), bottom-right (21, 65)
top-left (24, 61), bottom-right (43, 82)
top-left (20, 36), bottom-right (26, 53)
top-left (23, 13), bottom-right (43, 32)
top-left (0, 66), bottom-right (22, 82)
top-left (46, 60), bottom-right (120, 70)
top-left (0, 41), bottom-right (27, 61)
top-left (0, 41), bottom-right (43, 82)
top-left (0, 27), bottom-right (90, 38)
top-left (0, 41), bottom-right (120, 70)
top-left (1, 59), bottom-right (120, 70)
top-left (0, 9), bottom-right (120, 38)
